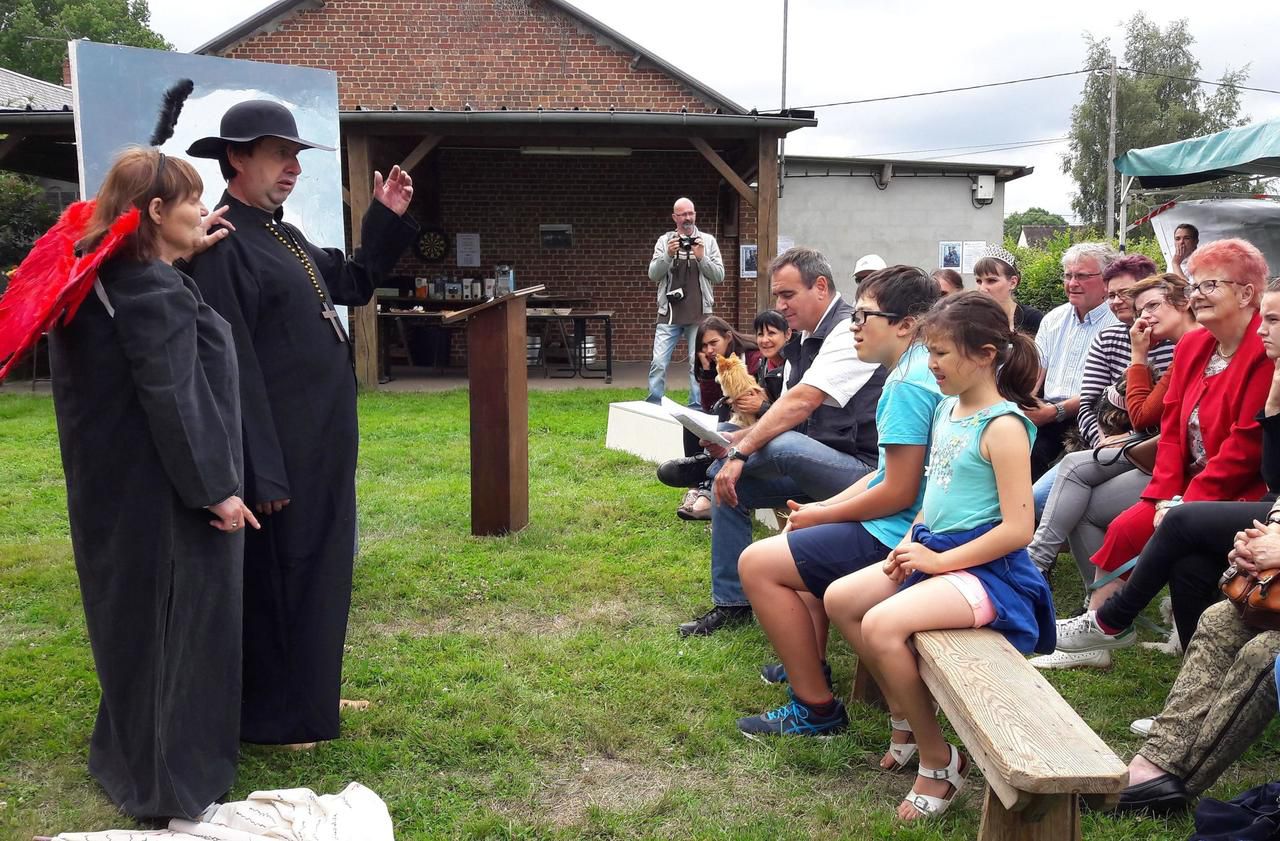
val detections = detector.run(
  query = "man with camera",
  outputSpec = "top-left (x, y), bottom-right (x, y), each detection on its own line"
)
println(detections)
top-left (646, 197), bottom-right (724, 404)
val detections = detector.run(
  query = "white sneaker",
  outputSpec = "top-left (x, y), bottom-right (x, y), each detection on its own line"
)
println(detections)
top-left (1054, 611), bottom-right (1137, 652)
top-left (1029, 648), bottom-right (1113, 670)
top-left (1130, 718), bottom-right (1153, 737)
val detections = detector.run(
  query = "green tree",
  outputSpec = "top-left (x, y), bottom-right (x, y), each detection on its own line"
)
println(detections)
top-left (0, 172), bottom-right (57, 274)
top-left (1062, 13), bottom-right (1250, 232)
top-left (1003, 207), bottom-right (1069, 242)
top-left (0, 0), bottom-right (170, 84)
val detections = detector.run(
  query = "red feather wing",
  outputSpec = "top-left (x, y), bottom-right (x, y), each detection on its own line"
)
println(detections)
top-left (0, 202), bottom-right (139, 380)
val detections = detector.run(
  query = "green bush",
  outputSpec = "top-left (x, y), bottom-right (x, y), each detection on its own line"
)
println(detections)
top-left (1007, 232), bottom-right (1169, 313)
top-left (0, 172), bottom-right (58, 273)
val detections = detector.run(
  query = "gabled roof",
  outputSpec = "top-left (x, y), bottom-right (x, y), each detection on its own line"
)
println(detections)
top-left (0, 67), bottom-right (72, 111)
top-left (193, 0), bottom-right (746, 115)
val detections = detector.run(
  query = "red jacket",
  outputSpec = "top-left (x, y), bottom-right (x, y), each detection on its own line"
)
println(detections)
top-left (1144, 311), bottom-right (1269, 503)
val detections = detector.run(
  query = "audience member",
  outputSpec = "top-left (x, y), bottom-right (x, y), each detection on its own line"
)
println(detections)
top-left (823, 291), bottom-right (1053, 822)
top-left (1034, 239), bottom-right (1272, 670)
top-left (854, 253), bottom-right (887, 283)
top-left (646, 197), bottom-right (725, 405)
top-left (751, 309), bottom-right (791, 402)
top-left (1169, 222), bottom-right (1200, 281)
top-left (1075, 254), bottom-right (1173, 447)
top-left (1027, 243), bottom-right (1121, 478)
top-left (735, 266), bottom-right (943, 737)
top-left (1051, 277), bottom-right (1280, 669)
top-left (670, 316), bottom-right (760, 521)
top-left (972, 245), bottom-right (1042, 336)
top-left (932, 268), bottom-right (964, 296)
top-left (678, 247), bottom-right (885, 636)
top-left (1027, 274), bottom-right (1199, 585)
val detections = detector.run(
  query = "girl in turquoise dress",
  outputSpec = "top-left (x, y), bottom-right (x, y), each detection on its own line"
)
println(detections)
top-left (824, 291), bottom-right (1055, 822)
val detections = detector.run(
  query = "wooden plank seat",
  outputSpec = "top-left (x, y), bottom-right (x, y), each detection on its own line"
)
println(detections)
top-left (852, 628), bottom-right (1127, 840)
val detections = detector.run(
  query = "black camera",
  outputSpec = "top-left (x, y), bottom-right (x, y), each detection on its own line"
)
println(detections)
top-left (678, 235), bottom-right (699, 251)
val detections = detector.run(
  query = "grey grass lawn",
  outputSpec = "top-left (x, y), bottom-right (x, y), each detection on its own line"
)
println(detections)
top-left (2, 388), bottom-right (1277, 840)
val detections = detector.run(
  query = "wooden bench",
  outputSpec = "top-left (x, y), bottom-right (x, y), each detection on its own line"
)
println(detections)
top-left (852, 629), bottom-right (1127, 840)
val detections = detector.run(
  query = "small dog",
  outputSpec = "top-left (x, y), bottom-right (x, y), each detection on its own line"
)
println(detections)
top-left (715, 353), bottom-right (765, 428)
top-left (1062, 376), bottom-right (1140, 453)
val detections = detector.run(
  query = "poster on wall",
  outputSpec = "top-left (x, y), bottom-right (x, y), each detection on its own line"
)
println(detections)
top-left (962, 241), bottom-right (986, 275)
top-left (740, 244), bottom-right (758, 278)
top-left (456, 233), bottom-right (481, 267)
top-left (71, 41), bottom-right (342, 250)
top-left (939, 241), bottom-right (961, 269)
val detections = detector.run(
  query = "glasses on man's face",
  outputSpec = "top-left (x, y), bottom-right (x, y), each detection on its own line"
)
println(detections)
top-left (1137, 298), bottom-right (1167, 317)
top-left (852, 308), bottom-right (902, 326)
top-left (1063, 271), bottom-right (1103, 282)
top-left (1188, 278), bottom-right (1239, 296)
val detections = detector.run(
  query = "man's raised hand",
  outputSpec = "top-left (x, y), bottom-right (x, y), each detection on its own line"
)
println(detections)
top-left (373, 165), bottom-right (414, 215)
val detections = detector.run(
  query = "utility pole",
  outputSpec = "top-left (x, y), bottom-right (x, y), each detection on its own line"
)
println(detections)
top-left (1105, 54), bottom-right (1117, 240)
top-left (778, 0), bottom-right (788, 198)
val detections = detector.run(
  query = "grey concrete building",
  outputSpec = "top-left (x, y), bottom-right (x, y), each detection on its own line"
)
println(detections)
top-left (778, 155), bottom-right (1032, 299)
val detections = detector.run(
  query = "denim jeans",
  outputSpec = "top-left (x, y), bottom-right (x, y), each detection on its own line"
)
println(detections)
top-left (707, 430), bottom-right (875, 606)
top-left (1032, 463), bottom-right (1058, 519)
top-left (647, 321), bottom-right (700, 405)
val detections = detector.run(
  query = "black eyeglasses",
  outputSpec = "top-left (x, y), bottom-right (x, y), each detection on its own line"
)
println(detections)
top-left (852, 308), bottom-right (902, 325)
top-left (1188, 278), bottom-right (1239, 296)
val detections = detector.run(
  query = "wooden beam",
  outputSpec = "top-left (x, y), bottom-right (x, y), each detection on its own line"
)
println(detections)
top-left (345, 133), bottom-right (379, 389)
top-left (755, 131), bottom-right (780, 313)
top-left (689, 136), bottom-right (757, 209)
top-left (401, 133), bottom-right (442, 173)
top-left (342, 187), bottom-right (350, 206)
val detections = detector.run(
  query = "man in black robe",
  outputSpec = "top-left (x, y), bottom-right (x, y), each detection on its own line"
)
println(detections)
top-left (187, 100), bottom-right (417, 746)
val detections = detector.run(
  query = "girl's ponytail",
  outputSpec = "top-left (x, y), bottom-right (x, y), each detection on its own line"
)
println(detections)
top-left (995, 331), bottom-right (1040, 411)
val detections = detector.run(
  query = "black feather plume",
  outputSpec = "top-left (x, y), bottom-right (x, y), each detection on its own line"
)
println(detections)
top-left (149, 78), bottom-right (194, 147)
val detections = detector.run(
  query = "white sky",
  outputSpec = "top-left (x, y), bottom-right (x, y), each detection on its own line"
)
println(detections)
top-left (148, 0), bottom-right (1280, 221)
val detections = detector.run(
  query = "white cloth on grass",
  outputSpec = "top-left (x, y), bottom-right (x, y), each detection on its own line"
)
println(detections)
top-left (54, 782), bottom-right (392, 841)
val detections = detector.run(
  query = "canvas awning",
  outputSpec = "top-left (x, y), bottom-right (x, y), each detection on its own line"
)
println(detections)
top-left (1114, 118), bottom-right (1280, 188)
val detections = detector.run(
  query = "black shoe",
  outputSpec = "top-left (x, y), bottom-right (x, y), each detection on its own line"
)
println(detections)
top-left (679, 605), bottom-right (752, 636)
top-left (1111, 773), bottom-right (1191, 816)
top-left (760, 660), bottom-right (834, 691)
top-left (657, 454), bottom-right (712, 488)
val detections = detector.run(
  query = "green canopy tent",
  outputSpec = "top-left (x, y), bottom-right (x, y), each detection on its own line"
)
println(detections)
top-left (1113, 118), bottom-right (1280, 250)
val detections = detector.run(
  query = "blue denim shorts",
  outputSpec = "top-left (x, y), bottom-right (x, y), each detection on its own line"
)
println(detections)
top-left (786, 521), bottom-right (891, 599)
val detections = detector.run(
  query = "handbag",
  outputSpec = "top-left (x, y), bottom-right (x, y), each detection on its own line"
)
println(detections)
top-left (1092, 433), bottom-right (1159, 475)
top-left (1219, 565), bottom-right (1280, 631)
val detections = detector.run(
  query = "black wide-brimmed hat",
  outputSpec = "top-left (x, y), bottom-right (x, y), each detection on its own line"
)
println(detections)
top-left (187, 100), bottom-right (335, 158)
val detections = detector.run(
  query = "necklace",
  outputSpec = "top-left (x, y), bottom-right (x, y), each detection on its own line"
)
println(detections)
top-left (265, 219), bottom-right (348, 343)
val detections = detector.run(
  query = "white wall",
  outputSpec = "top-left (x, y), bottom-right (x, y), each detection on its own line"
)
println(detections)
top-left (778, 168), bottom-right (1007, 301)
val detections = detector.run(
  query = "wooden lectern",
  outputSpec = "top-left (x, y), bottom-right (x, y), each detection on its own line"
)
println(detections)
top-left (442, 285), bottom-right (544, 536)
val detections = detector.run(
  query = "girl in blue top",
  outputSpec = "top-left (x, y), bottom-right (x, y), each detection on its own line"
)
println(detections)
top-left (824, 291), bottom-right (1055, 822)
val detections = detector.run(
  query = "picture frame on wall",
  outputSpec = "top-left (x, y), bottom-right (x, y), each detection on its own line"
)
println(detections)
top-left (740, 244), bottom-right (758, 279)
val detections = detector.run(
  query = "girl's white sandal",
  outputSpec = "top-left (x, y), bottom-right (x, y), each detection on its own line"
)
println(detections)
top-left (901, 744), bottom-right (970, 819)
top-left (884, 716), bottom-right (918, 771)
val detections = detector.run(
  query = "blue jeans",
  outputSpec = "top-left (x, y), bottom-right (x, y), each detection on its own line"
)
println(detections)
top-left (708, 430), bottom-right (875, 606)
top-left (647, 321), bottom-right (700, 405)
top-left (1033, 462), bottom-right (1058, 520)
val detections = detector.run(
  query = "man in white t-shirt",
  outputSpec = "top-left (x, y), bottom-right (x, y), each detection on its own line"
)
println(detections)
top-left (678, 247), bottom-right (885, 636)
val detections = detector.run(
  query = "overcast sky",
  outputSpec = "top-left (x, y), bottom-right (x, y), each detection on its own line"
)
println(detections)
top-left (148, 0), bottom-right (1280, 221)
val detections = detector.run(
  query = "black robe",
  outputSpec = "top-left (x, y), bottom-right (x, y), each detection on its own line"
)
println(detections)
top-left (190, 192), bottom-right (415, 744)
top-left (50, 258), bottom-right (244, 819)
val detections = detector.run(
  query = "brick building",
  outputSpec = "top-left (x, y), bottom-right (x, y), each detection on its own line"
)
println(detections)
top-left (195, 0), bottom-right (815, 384)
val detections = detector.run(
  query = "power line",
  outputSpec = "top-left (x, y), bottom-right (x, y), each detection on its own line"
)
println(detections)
top-left (913, 139), bottom-right (1070, 161)
top-left (790, 69), bottom-right (1101, 110)
top-left (1120, 66), bottom-right (1280, 96)
top-left (861, 136), bottom-right (1069, 158)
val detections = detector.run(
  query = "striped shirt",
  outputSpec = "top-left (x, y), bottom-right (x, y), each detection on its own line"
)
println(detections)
top-left (1035, 301), bottom-right (1119, 401)
top-left (1076, 323), bottom-right (1176, 446)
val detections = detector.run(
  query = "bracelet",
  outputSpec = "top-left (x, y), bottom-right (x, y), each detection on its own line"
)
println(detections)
top-left (1053, 402), bottom-right (1067, 423)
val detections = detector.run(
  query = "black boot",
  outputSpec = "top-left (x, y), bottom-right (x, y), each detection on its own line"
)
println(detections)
top-left (678, 605), bottom-right (753, 637)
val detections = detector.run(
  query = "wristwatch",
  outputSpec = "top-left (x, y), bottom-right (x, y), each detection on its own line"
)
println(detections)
top-left (726, 447), bottom-right (750, 463)
top-left (1053, 402), bottom-right (1067, 423)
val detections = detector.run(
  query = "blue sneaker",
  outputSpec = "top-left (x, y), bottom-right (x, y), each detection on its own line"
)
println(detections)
top-left (737, 689), bottom-right (849, 738)
top-left (760, 660), bottom-right (833, 691)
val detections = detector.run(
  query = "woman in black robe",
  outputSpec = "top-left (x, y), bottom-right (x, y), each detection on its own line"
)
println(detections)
top-left (45, 148), bottom-right (257, 819)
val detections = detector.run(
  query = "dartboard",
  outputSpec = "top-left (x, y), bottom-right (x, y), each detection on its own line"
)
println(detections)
top-left (415, 227), bottom-right (448, 261)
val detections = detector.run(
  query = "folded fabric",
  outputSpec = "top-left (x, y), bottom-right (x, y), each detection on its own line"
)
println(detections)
top-left (54, 782), bottom-right (393, 841)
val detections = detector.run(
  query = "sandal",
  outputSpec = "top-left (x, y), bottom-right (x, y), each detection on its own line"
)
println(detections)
top-left (900, 744), bottom-right (969, 820)
top-left (883, 717), bottom-right (918, 772)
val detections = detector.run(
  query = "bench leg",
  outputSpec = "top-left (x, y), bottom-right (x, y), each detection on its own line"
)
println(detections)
top-left (849, 659), bottom-right (887, 710)
top-left (978, 789), bottom-right (1079, 841)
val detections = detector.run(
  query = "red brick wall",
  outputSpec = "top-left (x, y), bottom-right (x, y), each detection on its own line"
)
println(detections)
top-left (395, 148), bottom-right (755, 362)
top-left (220, 0), bottom-right (720, 112)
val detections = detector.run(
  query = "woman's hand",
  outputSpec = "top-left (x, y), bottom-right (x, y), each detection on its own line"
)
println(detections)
top-left (731, 388), bottom-right (765, 416)
top-left (1153, 504), bottom-right (1170, 530)
top-left (192, 205), bottom-right (235, 256)
top-left (1243, 530), bottom-right (1280, 572)
top-left (207, 495), bottom-right (260, 533)
top-left (1129, 318), bottom-right (1152, 364)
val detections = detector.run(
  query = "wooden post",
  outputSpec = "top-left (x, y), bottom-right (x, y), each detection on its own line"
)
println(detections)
top-left (978, 789), bottom-right (1080, 841)
top-left (345, 132), bottom-right (378, 388)
top-left (756, 131), bottom-right (780, 313)
top-left (849, 660), bottom-right (887, 710)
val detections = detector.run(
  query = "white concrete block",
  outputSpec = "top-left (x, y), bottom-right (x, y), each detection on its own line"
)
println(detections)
top-left (605, 400), bottom-right (685, 463)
